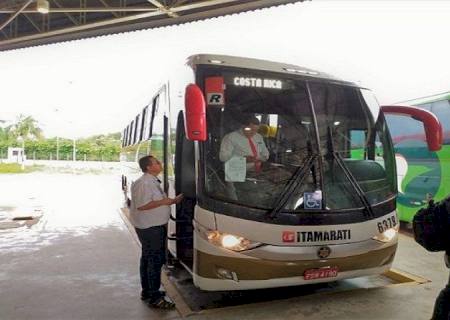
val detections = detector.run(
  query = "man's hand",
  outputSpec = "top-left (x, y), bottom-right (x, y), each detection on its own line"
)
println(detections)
top-left (161, 194), bottom-right (184, 205)
top-left (160, 198), bottom-right (174, 206)
top-left (173, 194), bottom-right (184, 204)
top-left (245, 155), bottom-right (256, 162)
top-left (138, 195), bottom-right (184, 211)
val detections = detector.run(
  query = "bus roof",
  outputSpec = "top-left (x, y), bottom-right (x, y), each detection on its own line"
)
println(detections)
top-left (186, 54), bottom-right (355, 86)
top-left (398, 91), bottom-right (450, 106)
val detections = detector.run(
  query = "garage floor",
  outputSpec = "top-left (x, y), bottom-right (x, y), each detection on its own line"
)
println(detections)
top-left (0, 172), bottom-right (448, 320)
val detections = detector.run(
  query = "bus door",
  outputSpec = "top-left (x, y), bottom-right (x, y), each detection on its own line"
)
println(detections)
top-left (170, 111), bottom-right (196, 268)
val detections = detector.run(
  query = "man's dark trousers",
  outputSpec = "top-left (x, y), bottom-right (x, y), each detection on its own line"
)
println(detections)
top-left (432, 271), bottom-right (450, 320)
top-left (135, 224), bottom-right (167, 302)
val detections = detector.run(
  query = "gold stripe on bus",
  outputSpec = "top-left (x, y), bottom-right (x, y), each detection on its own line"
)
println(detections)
top-left (195, 244), bottom-right (397, 280)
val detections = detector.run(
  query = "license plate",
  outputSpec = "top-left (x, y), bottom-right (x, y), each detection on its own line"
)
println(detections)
top-left (303, 267), bottom-right (339, 280)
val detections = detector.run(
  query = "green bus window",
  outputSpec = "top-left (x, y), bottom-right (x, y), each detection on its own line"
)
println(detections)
top-left (350, 130), bottom-right (366, 160)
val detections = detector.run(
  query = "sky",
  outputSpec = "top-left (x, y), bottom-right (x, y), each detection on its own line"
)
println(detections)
top-left (0, 0), bottom-right (449, 139)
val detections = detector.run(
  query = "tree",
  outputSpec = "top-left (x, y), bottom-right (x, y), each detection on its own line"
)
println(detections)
top-left (0, 124), bottom-right (15, 157)
top-left (0, 126), bottom-right (10, 141)
top-left (10, 115), bottom-right (43, 141)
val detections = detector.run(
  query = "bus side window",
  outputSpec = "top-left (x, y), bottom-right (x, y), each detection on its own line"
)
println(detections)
top-left (134, 114), bottom-right (140, 144)
top-left (148, 95), bottom-right (159, 140)
top-left (129, 120), bottom-right (135, 145)
top-left (140, 106), bottom-right (148, 142)
top-left (151, 96), bottom-right (164, 162)
top-left (350, 130), bottom-right (366, 160)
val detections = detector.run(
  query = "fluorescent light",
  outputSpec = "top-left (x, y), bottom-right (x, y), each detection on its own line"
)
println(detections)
top-left (208, 59), bottom-right (224, 64)
top-left (283, 67), bottom-right (318, 75)
top-left (37, 0), bottom-right (49, 14)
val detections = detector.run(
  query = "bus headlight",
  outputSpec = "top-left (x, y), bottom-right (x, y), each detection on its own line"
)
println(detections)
top-left (372, 228), bottom-right (398, 243)
top-left (206, 230), bottom-right (262, 252)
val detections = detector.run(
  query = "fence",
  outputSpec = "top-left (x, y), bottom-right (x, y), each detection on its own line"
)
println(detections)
top-left (0, 149), bottom-right (120, 162)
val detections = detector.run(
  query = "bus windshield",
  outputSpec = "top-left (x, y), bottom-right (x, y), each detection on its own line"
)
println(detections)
top-left (310, 85), bottom-right (396, 210)
top-left (202, 71), bottom-right (396, 211)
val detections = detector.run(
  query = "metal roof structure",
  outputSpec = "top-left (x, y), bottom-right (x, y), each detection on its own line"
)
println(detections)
top-left (0, 0), bottom-right (303, 52)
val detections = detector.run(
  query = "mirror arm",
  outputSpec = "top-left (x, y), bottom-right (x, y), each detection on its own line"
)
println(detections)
top-left (381, 105), bottom-right (443, 151)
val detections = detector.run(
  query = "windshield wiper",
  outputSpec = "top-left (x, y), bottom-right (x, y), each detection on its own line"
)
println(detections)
top-left (327, 126), bottom-right (374, 218)
top-left (267, 153), bottom-right (317, 219)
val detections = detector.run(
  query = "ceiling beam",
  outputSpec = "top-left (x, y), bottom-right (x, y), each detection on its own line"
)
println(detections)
top-left (146, 0), bottom-right (179, 18)
top-left (23, 13), bottom-right (42, 33)
top-left (51, 0), bottom-right (79, 26)
top-left (98, 0), bottom-right (120, 18)
top-left (171, 0), bottom-right (245, 13)
top-left (0, 0), bottom-right (32, 32)
top-left (173, 0), bottom-right (192, 7)
top-left (0, 29), bottom-right (9, 39)
top-left (0, 6), bottom-right (173, 45)
top-left (0, 7), bottom-right (158, 13)
top-left (0, 0), bottom-right (302, 51)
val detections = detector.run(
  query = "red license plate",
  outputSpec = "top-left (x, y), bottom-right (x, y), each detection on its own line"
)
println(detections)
top-left (303, 267), bottom-right (339, 280)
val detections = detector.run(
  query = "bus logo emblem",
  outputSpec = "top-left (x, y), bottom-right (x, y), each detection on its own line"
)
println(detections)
top-left (282, 231), bottom-right (295, 242)
top-left (317, 246), bottom-right (331, 259)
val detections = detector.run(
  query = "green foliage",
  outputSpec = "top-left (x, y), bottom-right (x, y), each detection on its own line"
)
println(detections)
top-left (0, 114), bottom-right (121, 162)
top-left (10, 114), bottom-right (43, 140)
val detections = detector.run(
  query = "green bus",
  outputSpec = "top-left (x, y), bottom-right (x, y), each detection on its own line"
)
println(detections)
top-left (385, 91), bottom-right (450, 223)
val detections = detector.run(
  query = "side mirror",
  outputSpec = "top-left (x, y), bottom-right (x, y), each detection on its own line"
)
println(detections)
top-left (381, 105), bottom-right (443, 151)
top-left (185, 84), bottom-right (207, 141)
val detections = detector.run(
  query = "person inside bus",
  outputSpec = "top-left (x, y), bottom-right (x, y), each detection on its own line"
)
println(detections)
top-left (129, 155), bottom-right (183, 309)
top-left (219, 115), bottom-right (269, 172)
top-left (219, 116), bottom-right (270, 202)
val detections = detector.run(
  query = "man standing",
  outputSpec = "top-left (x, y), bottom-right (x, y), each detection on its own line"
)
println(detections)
top-left (130, 155), bottom-right (182, 309)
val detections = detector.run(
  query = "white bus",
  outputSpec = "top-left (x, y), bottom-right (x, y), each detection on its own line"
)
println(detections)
top-left (121, 54), bottom-right (442, 291)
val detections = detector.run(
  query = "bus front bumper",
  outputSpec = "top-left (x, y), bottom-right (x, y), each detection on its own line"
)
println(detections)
top-left (193, 244), bottom-right (397, 291)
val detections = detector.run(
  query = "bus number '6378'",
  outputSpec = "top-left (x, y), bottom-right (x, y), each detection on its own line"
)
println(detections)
top-left (377, 215), bottom-right (397, 233)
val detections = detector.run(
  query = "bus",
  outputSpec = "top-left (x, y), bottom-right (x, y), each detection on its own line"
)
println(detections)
top-left (385, 92), bottom-right (450, 223)
top-left (120, 54), bottom-right (442, 291)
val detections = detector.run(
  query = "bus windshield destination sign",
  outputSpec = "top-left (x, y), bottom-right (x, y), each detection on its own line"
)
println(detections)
top-left (233, 76), bottom-right (283, 89)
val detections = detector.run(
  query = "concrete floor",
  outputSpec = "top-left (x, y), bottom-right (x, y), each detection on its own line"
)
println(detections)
top-left (0, 172), bottom-right (448, 319)
top-left (0, 172), bottom-right (178, 320)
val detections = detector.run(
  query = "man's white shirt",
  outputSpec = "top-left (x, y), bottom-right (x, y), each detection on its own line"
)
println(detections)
top-left (219, 129), bottom-right (269, 170)
top-left (130, 173), bottom-right (170, 229)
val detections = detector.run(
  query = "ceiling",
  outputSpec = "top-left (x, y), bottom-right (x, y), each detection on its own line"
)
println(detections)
top-left (0, 0), bottom-right (303, 52)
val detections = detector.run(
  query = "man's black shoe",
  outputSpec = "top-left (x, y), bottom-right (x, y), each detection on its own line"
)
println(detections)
top-left (148, 296), bottom-right (176, 310)
top-left (141, 291), bottom-right (165, 301)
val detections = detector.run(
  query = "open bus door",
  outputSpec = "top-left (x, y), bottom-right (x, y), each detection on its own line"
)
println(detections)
top-left (169, 84), bottom-right (207, 269)
top-left (170, 111), bottom-right (197, 269)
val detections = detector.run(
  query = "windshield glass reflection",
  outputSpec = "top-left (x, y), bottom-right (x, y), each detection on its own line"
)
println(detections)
top-left (203, 71), bottom-right (396, 211)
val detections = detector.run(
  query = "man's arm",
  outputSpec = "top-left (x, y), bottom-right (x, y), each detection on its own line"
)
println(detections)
top-left (219, 134), bottom-right (234, 162)
top-left (132, 180), bottom-right (183, 211)
top-left (137, 197), bottom-right (175, 210)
